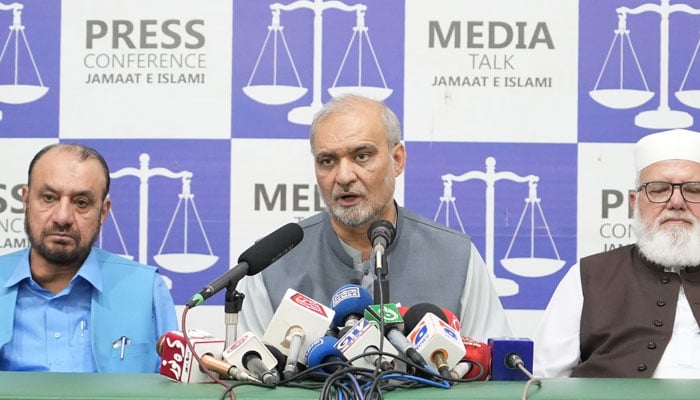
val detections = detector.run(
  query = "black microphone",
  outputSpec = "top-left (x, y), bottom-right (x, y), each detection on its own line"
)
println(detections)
top-left (368, 220), bottom-right (395, 303)
top-left (265, 344), bottom-right (288, 377)
top-left (402, 303), bottom-right (448, 333)
top-left (187, 223), bottom-right (304, 307)
top-left (367, 220), bottom-right (396, 259)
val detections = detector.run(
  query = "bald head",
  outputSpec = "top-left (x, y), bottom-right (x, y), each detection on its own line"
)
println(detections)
top-left (309, 95), bottom-right (401, 154)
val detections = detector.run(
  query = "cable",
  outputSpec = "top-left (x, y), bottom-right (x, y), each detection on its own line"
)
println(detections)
top-left (505, 353), bottom-right (542, 400)
top-left (179, 302), bottom-right (473, 400)
top-left (180, 306), bottom-right (236, 400)
top-left (218, 380), bottom-right (276, 400)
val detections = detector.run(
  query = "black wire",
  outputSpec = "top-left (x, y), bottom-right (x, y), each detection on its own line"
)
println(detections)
top-left (320, 364), bottom-right (375, 400)
top-left (212, 346), bottom-right (461, 400)
top-left (217, 380), bottom-right (276, 400)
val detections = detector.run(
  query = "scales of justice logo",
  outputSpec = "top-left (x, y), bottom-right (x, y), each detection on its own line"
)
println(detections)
top-left (589, 0), bottom-right (700, 129)
top-left (98, 153), bottom-right (219, 289)
top-left (434, 157), bottom-right (567, 297)
top-left (0, 2), bottom-right (48, 121)
top-left (242, 0), bottom-right (393, 125)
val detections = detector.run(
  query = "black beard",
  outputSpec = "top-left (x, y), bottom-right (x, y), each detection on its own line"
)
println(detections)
top-left (25, 217), bottom-right (96, 268)
top-left (32, 240), bottom-right (92, 267)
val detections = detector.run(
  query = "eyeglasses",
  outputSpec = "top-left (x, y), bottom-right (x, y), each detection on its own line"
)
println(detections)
top-left (637, 181), bottom-right (700, 203)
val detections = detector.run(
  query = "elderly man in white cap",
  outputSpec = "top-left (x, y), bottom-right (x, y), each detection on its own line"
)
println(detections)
top-left (534, 129), bottom-right (700, 378)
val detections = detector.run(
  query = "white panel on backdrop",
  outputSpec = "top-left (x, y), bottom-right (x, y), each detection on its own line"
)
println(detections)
top-left (0, 139), bottom-right (56, 256)
top-left (228, 138), bottom-right (405, 258)
top-left (403, 0), bottom-right (578, 143)
top-left (577, 142), bottom-right (637, 260)
top-left (59, 0), bottom-right (232, 138)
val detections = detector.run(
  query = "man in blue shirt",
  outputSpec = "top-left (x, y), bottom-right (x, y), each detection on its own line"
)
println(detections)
top-left (0, 143), bottom-right (177, 373)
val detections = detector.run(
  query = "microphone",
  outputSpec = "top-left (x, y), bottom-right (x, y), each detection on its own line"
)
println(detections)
top-left (223, 332), bottom-right (280, 385)
top-left (440, 308), bottom-right (462, 333)
top-left (367, 220), bottom-right (395, 303)
top-left (451, 336), bottom-right (491, 381)
top-left (364, 303), bottom-right (428, 368)
top-left (488, 337), bottom-right (534, 381)
top-left (334, 317), bottom-right (400, 371)
top-left (305, 336), bottom-right (347, 374)
top-left (400, 304), bottom-right (485, 380)
top-left (367, 220), bottom-right (396, 258)
top-left (262, 288), bottom-right (335, 376)
top-left (400, 304), bottom-right (461, 333)
top-left (187, 222), bottom-right (303, 307)
top-left (264, 344), bottom-right (287, 377)
top-left (406, 312), bottom-right (466, 378)
top-left (402, 303), bottom-right (448, 332)
top-left (265, 343), bottom-right (307, 378)
top-left (330, 284), bottom-right (374, 334)
top-left (157, 330), bottom-right (257, 383)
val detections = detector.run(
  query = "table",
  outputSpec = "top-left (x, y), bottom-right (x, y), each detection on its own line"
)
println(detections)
top-left (1, 372), bottom-right (700, 399)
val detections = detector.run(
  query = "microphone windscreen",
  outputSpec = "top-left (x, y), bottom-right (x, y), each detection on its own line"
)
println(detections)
top-left (367, 220), bottom-right (396, 247)
top-left (403, 303), bottom-right (447, 333)
top-left (398, 306), bottom-right (409, 317)
top-left (265, 344), bottom-right (288, 376)
top-left (237, 223), bottom-right (303, 275)
top-left (441, 307), bottom-right (462, 332)
top-left (330, 284), bottom-right (374, 328)
top-left (461, 337), bottom-right (491, 381)
top-left (305, 336), bottom-right (345, 374)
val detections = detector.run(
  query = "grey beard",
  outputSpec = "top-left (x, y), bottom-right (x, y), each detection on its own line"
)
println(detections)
top-left (329, 207), bottom-right (370, 228)
top-left (633, 211), bottom-right (700, 269)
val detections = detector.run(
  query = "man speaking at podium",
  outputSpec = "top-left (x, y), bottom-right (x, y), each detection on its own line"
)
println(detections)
top-left (238, 94), bottom-right (511, 341)
top-left (0, 143), bottom-right (177, 372)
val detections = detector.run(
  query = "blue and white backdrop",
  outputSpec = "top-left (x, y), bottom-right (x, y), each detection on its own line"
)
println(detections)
top-left (2, 0), bottom-right (699, 338)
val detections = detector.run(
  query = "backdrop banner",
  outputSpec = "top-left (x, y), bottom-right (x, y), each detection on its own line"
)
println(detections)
top-left (2, 0), bottom-right (697, 337)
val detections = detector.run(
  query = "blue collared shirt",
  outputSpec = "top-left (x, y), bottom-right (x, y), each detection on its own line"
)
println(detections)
top-left (0, 249), bottom-right (176, 372)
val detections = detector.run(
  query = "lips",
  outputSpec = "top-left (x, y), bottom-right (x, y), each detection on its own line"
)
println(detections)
top-left (44, 231), bottom-right (79, 244)
top-left (661, 218), bottom-right (692, 225)
top-left (338, 193), bottom-right (358, 200)
top-left (335, 194), bottom-right (361, 207)
top-left (658, 213), bottom-right (695, 227)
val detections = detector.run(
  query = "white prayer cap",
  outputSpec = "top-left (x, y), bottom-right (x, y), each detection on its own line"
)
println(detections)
top-left (634, 129), bottom-right (700, 173)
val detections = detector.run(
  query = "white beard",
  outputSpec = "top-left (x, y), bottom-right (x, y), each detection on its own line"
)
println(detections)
top-left (633, 207), bottom-right (700, 269)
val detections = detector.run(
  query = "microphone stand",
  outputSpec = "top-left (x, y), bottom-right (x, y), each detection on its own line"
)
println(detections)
top-left (373, 250), bottom-right (390, 304)
top-left (224, 283), bottom-right (245, 348)
top-left (372, 251), bottom-right (394, 371)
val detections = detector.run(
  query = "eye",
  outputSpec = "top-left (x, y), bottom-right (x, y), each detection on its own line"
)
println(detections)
top-left (41, 193), bottom-right (56, 203)
top-left (647, 183), bottom-right (670, 194)
top-left (355, 153), bottom-right (370, 162)
top-left (317, 156), bottom-right (336, 168)
top-left (683, 183), bottom-right (700, 195)
top-left (74, 198), bottom-right (92, 209)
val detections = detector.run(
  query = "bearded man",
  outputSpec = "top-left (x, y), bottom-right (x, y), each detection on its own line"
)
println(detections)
top-left (236, 94), bottom-right (511, 342)
top-left (534, 128), bottom-right (700, 378)
top-left (0, 143), bottom-right (176, 372)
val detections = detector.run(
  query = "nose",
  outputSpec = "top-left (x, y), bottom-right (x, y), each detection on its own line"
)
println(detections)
top-left (667, 186), bottom-right (686, 209)
top-left (52, 197), bottom-right (74, 227)
top-left (335, 159), bottom-right (357, 187)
